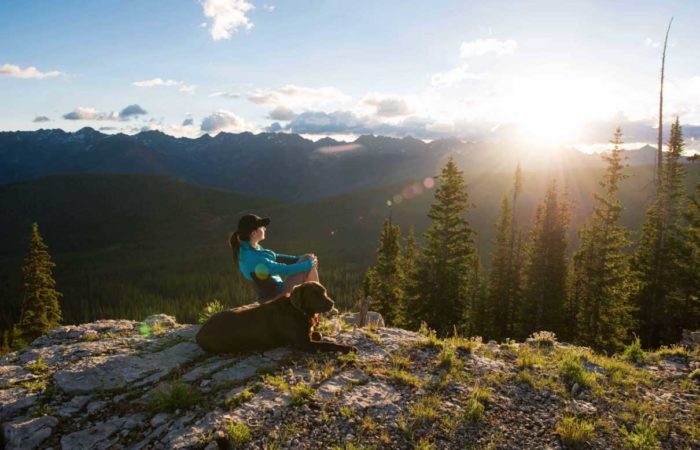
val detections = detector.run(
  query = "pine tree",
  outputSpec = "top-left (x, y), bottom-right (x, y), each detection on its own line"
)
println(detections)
top-left (405, 156), bottom-right (477, 336)
top-left (634, 117), bottom-right (688, 347)
top-left (398, 227), bottom-right (420, 328)
top-left (486, 164), bottom-right (525, 340)
top-left (680, 165), bottom-right (700, 330)
top-left (0, 330), bottom-right (9, 356)
top-left (16, 222), bottom-right (63, 345)
top-left (570, 128), bottom-right (636, 353)
top-left (365, 219), bottom-right (403, 326)
top-left (520, 179), bottom-right (570, 339)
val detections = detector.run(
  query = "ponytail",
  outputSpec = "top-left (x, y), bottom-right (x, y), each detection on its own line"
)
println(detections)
top-left (229, 231), bottom-right (241, 267)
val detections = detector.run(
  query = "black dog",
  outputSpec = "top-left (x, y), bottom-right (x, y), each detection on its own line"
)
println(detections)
top-left (196, 281), bottom-right (357, 354)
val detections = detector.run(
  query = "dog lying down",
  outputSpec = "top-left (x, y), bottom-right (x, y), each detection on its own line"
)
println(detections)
top-left (196, 281), bottom-right (357, 354)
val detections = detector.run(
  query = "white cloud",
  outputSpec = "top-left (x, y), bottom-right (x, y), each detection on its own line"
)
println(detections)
top-left (200, 0), bottom-right (254, 41)
top-left (248, 84), bottom-right (351, 109)
top-left (361, 95), bottom-right (414, 117)
top-left (0, 63), bottom-right (62, 79)
top-left (268, 105), bottom-right (297, 121)
top-left (133, 78), bottom-right (180, 87)
top-left (209, 91), bottom-right (241, 98)
top-left (263, 3), bottom-right (275, 12)
top-left (430, 64), bottom-right (485, 88)
top-left (133, 78), bottom-right (196, 94)
top-left (179, 84), bottom-right (197, 94)
top-left (62, 104), bottom-right (147, 121)
top-left (645, 37), bottom-right (661, 48)
top-left (460, 38), bottom-right (517, 58)
top-left (200, 110), bottom-right (257, 134)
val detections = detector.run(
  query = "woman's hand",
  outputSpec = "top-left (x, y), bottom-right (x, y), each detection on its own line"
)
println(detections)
top-left (312, 255), bottom-right (318, 268)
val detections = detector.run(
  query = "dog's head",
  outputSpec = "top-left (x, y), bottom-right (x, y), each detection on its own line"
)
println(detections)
top-left (289, 281), bottom-right (337, 316)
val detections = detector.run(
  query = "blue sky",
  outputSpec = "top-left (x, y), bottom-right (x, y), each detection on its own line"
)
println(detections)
top-left (2, 0), bottom-right (699, 150)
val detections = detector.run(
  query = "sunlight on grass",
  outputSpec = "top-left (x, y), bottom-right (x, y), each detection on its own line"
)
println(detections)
top-left (556, 416), bottom-right (595, 448)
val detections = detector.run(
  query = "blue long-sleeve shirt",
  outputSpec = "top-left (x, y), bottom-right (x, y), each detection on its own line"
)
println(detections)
top-left (238, 241), bottom-right (314, 299)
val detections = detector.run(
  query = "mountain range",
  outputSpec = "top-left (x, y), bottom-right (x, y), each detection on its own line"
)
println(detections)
top-left (0, 128), bottom-right (688, 201)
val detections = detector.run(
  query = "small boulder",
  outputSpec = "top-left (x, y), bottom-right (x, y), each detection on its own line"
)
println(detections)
top-left (341, 311), bottom-right (385, 328)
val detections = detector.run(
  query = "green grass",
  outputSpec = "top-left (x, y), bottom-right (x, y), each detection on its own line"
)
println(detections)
top-left (409, 395), bottom-right (441, 428)
top-left (225, 421), bottom-right (252, 449)
top-left (225, 386), bottom-right (259, 409)
top-left (470, 385), bottom-right (491, 403)
top-left (289, 382), bottom-right (314, 407)
top-left (515, 369), bottom-right (535, 387)
top-left (339, 405), bottom-right (354, 419)
top-left (20, 379), bottom-right (48, 393)
top-left (654, 344), bottom-right (689, 360)
top-left (620, 419), bottom-right (660, 449)
top-left (556, 416), bottom-right (595, 448)
top-left (517, 347), bottom-right (543, 370)
top-left (147, 381), bottom-right (200, 413)
top-left (621, 336), bottom-right (648, 364)
top-left (262, 374), bottom-right (290, 392)
top-left (437, 345), bottom-right (459, 369)
top-left (386, 367), bottom-right (423, 388)
top-left (462, 398), bottom-right (484, 422)
top-left (529, 330), bottom-right (557, 348)
top-left (559, 351), bottom-right (597, 391)
top-left (25, 356), bottom-right (49, 374)
top-left (689, 369), bottom-right (700, 381)
top-left (198, 300), bottom-right (226, 324)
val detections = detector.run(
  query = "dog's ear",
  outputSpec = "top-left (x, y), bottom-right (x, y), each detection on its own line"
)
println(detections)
top-left (289, 284), bottom-right (304, 310)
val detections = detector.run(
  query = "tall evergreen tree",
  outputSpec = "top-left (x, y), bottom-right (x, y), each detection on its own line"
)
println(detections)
top-left (487, 164), bottom-right (525, 340)
top-left (365, 219), bottom-right (404, 326)
top-left (397, 227), bottom-right (419, 328)
top-left (16, 222), bottom-right (63, 345)
top-left (680, 164), bottom-right (700, 331)
top-left (520, 179), bottom-right (570, 339)
top-left (405, 156), bottom-right (476, 336)
top-left (570, 128), bottom-right (636, 353)
top-left (634, 117), bottom-right (688, 347)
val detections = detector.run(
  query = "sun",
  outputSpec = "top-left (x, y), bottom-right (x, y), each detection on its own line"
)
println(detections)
top-left (504, 66), bottom-right (607, 148)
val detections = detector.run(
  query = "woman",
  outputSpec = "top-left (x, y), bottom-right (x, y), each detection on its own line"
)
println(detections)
top-left (229, 213), bottom-right (320, 302)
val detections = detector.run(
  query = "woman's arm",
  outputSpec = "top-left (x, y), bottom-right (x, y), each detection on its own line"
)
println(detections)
top-left (249, 252), bottom-right (313, 277)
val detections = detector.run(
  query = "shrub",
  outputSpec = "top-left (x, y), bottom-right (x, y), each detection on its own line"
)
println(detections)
top-left (621, 336), bottom-right (647, 365)
top-left (198, 300), bottom-right (226, 324)
top-left (529, 330), bottom-right (557, 347)
top-left (225, 421), bottom-right (252, 448)
top-left (148, 381), bottom-right (200, 412)
top-left (556, 416), bottom-right (595, 448)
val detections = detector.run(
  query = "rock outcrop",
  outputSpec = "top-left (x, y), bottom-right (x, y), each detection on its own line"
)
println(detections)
top-left (1, 316), bottom-right (698, 449)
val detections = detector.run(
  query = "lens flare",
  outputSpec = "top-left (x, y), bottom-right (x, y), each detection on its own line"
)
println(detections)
top-left (254, 263), bottom-right (270, 279)
top-left (402, 185), bottom-right (414, 199)
top-left (423, 177), bottom-right (435, 189)
top-left (412, 183), bottom-right (423, 195)
top-left (392, 194), bottom-right (403, 204)
top-left (386, 200), bottom-right (392, 206)
top-left (139, 323), bottom-right (152, 337)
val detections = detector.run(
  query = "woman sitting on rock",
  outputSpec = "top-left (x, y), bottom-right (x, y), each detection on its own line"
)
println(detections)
top-left (229, 213), bottom-right (319, 302)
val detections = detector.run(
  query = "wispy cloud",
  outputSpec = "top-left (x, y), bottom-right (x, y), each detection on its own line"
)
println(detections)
top-left (200, 0), bottom-right (254, 41)
top-left (209, 91), bottom-right (241, 98)
top-left (32, 116), bottom-right (51, 123)
top-left (460, 38), bottom-right (517, 58)
top-left (248, 84), bottom-right (351, 109)
top-left (0, 63), bottom-right (63, 79)
top-left (133, 78), bottom-right (196, 94)
top-left (263, 4), bottom-right (275, 12)
top-left (201, 110), bottom-right (257, 134)
top-left (645, 37), bottom-right (661, 48)
top-left (430, 64), bottom-right (485, 88)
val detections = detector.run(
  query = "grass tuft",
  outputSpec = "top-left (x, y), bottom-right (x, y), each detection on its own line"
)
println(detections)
top-left (621, 336), bottom-right (647, 364)
top-left (463, 398), bottom-right (484, 422)
top-left (620, 418), bottom-right (660, 449)
top-left (25, 356), bottom-right (49, 374)
top-left (556, 416), bottom-right (595, 448)
top-left (198, 300), bottom-right (226, 324)
top-left (225, 421), bottom-right (252, 448)
top-left (289, 382), bottom-right (314, 407)
top-left (147, 381), bottom-right (200, 413)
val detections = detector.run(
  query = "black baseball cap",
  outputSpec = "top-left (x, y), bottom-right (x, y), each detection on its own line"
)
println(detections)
top-left (237, 214), bottom-right (270, 235)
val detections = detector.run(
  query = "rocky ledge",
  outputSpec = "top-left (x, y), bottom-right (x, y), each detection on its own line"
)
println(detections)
top-left (0, 315), bottom-right (698, 449)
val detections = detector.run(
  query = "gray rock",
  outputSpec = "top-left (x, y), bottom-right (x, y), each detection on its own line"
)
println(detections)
top-left (60, 417), bottom-right (125, 450)
top-left (341, 380), bottom-right (401, 412)
top-left (212, 354), bottom-right (271, 383)
top-left (341, 311), bottom-right (385, 328)
top-left (2, 415), bottom-right (58, 450)
top-left (316, 369), bottom-right (368, 401)
top-left (0, 388), bottom-right (40, 420)
top-left (583, 360), bottom-right (606, 374)
top-left (0, 365), bottom-right (35, 384)
top-left (56, 395), bottom-right (90, 417)
top-left (54, 341), bottom-right (204, 394)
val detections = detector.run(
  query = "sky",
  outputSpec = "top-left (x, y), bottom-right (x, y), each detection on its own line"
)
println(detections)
top-left (2, 0), bottom-right (700, 151)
